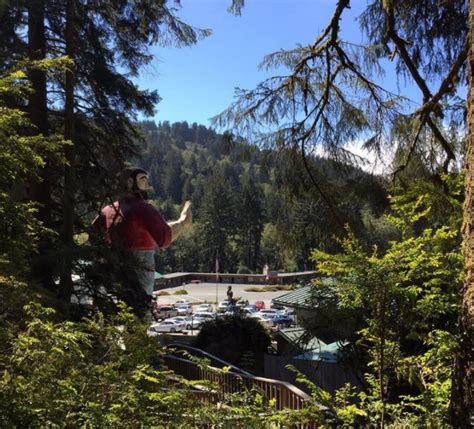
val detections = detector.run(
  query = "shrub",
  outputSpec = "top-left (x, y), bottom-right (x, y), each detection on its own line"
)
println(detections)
top-left (194, 316), bottom-right (271, 375)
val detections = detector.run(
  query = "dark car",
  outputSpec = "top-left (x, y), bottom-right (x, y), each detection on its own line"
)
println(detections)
top-left (270, 301), bottom-right (284, 310)
top-left (272, 315), bottom-right (293, 328)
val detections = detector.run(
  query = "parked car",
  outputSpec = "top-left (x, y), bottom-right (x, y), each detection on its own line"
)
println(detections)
top-left (270, 301), bottom-right (284, 310)
top-left (185, 317), bottom-right (203, 330)
top-left (277, 308), bottom-right (296, 322)
top-left (175, 299), bottom-right (191, 305)
top-left (153, 305), bottom-right (178, 320)
top-left (169, 316), bottom-right (191, 325)
top-left (188, 312), bottom-right (216, 329)
top-left (258, 309), bottom-right (278, 316)
top-left (249, 312), bottom-right (275, 327)
top-left (149, 319), bottom-right (185, 333)
top-left (176, 303), bottom-right (193, 316)
top-left (255, 300), bottom-right (265, 311)
top-left (236, 299), bottom-right (248, 309)
top-left (196, 303), bottom-right (214, 313)
top-left (190, 279), bottom-right (201, 284)
top-left (272, 315), bottom-right (293, 328)
top-left (244, 304), bottom-right (257, 313)
top-left (193, 311), bottom-right (216, 321)
top-left (217, 300), bottom-right (230, 313)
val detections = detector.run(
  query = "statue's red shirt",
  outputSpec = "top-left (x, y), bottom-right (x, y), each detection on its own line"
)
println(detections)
top-left (93, 197), bottom-right (172, 251)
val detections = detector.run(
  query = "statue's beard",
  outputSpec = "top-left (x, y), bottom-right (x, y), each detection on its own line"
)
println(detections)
top-left (135, 191), bottom-right (148, 200)
top-left (132, 186), bottom-right (148, 200)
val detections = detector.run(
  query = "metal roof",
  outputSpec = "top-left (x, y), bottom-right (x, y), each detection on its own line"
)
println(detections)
top-left (277, 327), bottom-right (326, 351)
top-left (162, 272), bottom-right (192, 279)
top-left (162, 271), bottom-right (317, 279)
top-left (276, 271), bottom-right (317, 278)
top-left (272, 285), bottom-right (314, 309)
top-left (272, 278), bottom-right (337, 309)
top-left (294, 341), bottom-right (349, 363)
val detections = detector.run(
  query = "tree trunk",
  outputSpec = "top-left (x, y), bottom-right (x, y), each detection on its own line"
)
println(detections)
top-left (451, 2), bottom-right (474, 425)
top-left (28, 0), bottom-right (53, 290)
top-left (59, 0), bottom-right (76, 305)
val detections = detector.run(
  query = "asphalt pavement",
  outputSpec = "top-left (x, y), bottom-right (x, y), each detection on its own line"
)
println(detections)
top-left (155, 282), bottom-right (290, 309)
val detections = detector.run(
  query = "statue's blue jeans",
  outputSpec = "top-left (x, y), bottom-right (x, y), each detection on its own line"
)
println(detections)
top-left (130, 249), bottom-right (156, 296)
top-left (131, 249), bottom-right (156, 322)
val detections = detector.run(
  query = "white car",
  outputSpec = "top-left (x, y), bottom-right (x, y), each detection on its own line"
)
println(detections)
top-left (193, 311), bottom-right (216, 321)
top-left (196, 303), bottom-right (214, 313)
top-left (249, 313), bottom-right (276, 327)
top-left (169, 316), bottom-right (196, 330)
top-left (185, 312), bottom-right (216, 330)
top-left (153, 305), bottom-right (178, 320)
top-left (258, 309), bottom-right (278, 316)
top-left (217, 300), bottom-right (230, 313)
top-left (176, 303), bottom-right (193, 316)
top-left (185, 318), bottom-right (203, 330)
top-left (149, 319), bottom-right (185, 333)
top-left (169, 316), bottom-right (191, 325)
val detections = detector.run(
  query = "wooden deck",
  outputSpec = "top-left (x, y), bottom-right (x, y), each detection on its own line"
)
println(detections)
top-left (164, 348), bottom-right (329, 427)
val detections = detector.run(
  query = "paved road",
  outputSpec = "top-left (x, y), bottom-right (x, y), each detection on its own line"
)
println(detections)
top-left (154, 282), bottom-right (291, 309)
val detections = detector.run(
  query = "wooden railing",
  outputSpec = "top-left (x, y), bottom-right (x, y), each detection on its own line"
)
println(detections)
top-left (166, 343), bottom-right (255, 376)
top-left (165, 354), bottom-right (311, 411)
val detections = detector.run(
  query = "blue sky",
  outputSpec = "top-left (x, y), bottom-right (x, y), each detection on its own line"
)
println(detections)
top-left (137, 0), bottom-right (372, 127)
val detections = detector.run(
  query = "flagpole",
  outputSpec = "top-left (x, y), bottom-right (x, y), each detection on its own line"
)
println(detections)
top-left (215, 251), bottom-right (219, 305)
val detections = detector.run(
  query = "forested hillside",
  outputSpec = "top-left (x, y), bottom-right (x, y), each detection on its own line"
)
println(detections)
top-left (135, 120), bottom-right (390, 274)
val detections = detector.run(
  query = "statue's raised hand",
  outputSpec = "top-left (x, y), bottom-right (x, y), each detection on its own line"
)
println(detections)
top-left (180, 200), bottom-right (192, 226)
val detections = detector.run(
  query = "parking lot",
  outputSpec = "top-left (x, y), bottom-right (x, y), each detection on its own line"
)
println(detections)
top-left (148, 282), bottom-right (296, 336)
top-left (154, 282), bottom-right (290, 309)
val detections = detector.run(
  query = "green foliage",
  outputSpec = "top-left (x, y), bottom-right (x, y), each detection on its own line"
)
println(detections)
top-left (196, 168), bottom-right (238, 272)
top-left (1, 2), bottom-right (467, 426)
top-left (194, 315), bottom-right (271, 375)
top-left (0, 65), bottom-right (66, 274)
top-left (0, 0), bottom-right (214, 309)
top-left (0, 293), bottom-right (324, 428)
top-left (306, 177), bottom-right (462, 427)
top-left (234, 176), bottom-right (265, 271)
top-left (0, 302), bottom-right (203, 427)
top-left (139, 121), bottom-right (389, 274)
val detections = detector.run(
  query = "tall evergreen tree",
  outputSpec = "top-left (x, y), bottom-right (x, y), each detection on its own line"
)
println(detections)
top-left (235, 176), bottom-right (264, 272)
top-left (197, 169), bottom-right (237, 272)
top-left (0, 1), bottom-right (210, 307)
top-left (162, 147), bottom-right (184, 202)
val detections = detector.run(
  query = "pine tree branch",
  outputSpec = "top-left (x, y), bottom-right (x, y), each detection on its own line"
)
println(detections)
top-left (300, 141), bottom-right (346, 230)
top-left (416, 38), bottom-right (468, 118)
top-left (385, 4), bottom-right (432, 103)
top-left (391, 119), bottom-right (424, 181)
top-left (426, 117), bottom-right (455, 171)
top-left (384, 4), bottom-right (466, 170)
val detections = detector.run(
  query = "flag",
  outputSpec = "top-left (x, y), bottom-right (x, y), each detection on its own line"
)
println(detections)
top-left (215, 256), bottom-right (219, 274)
